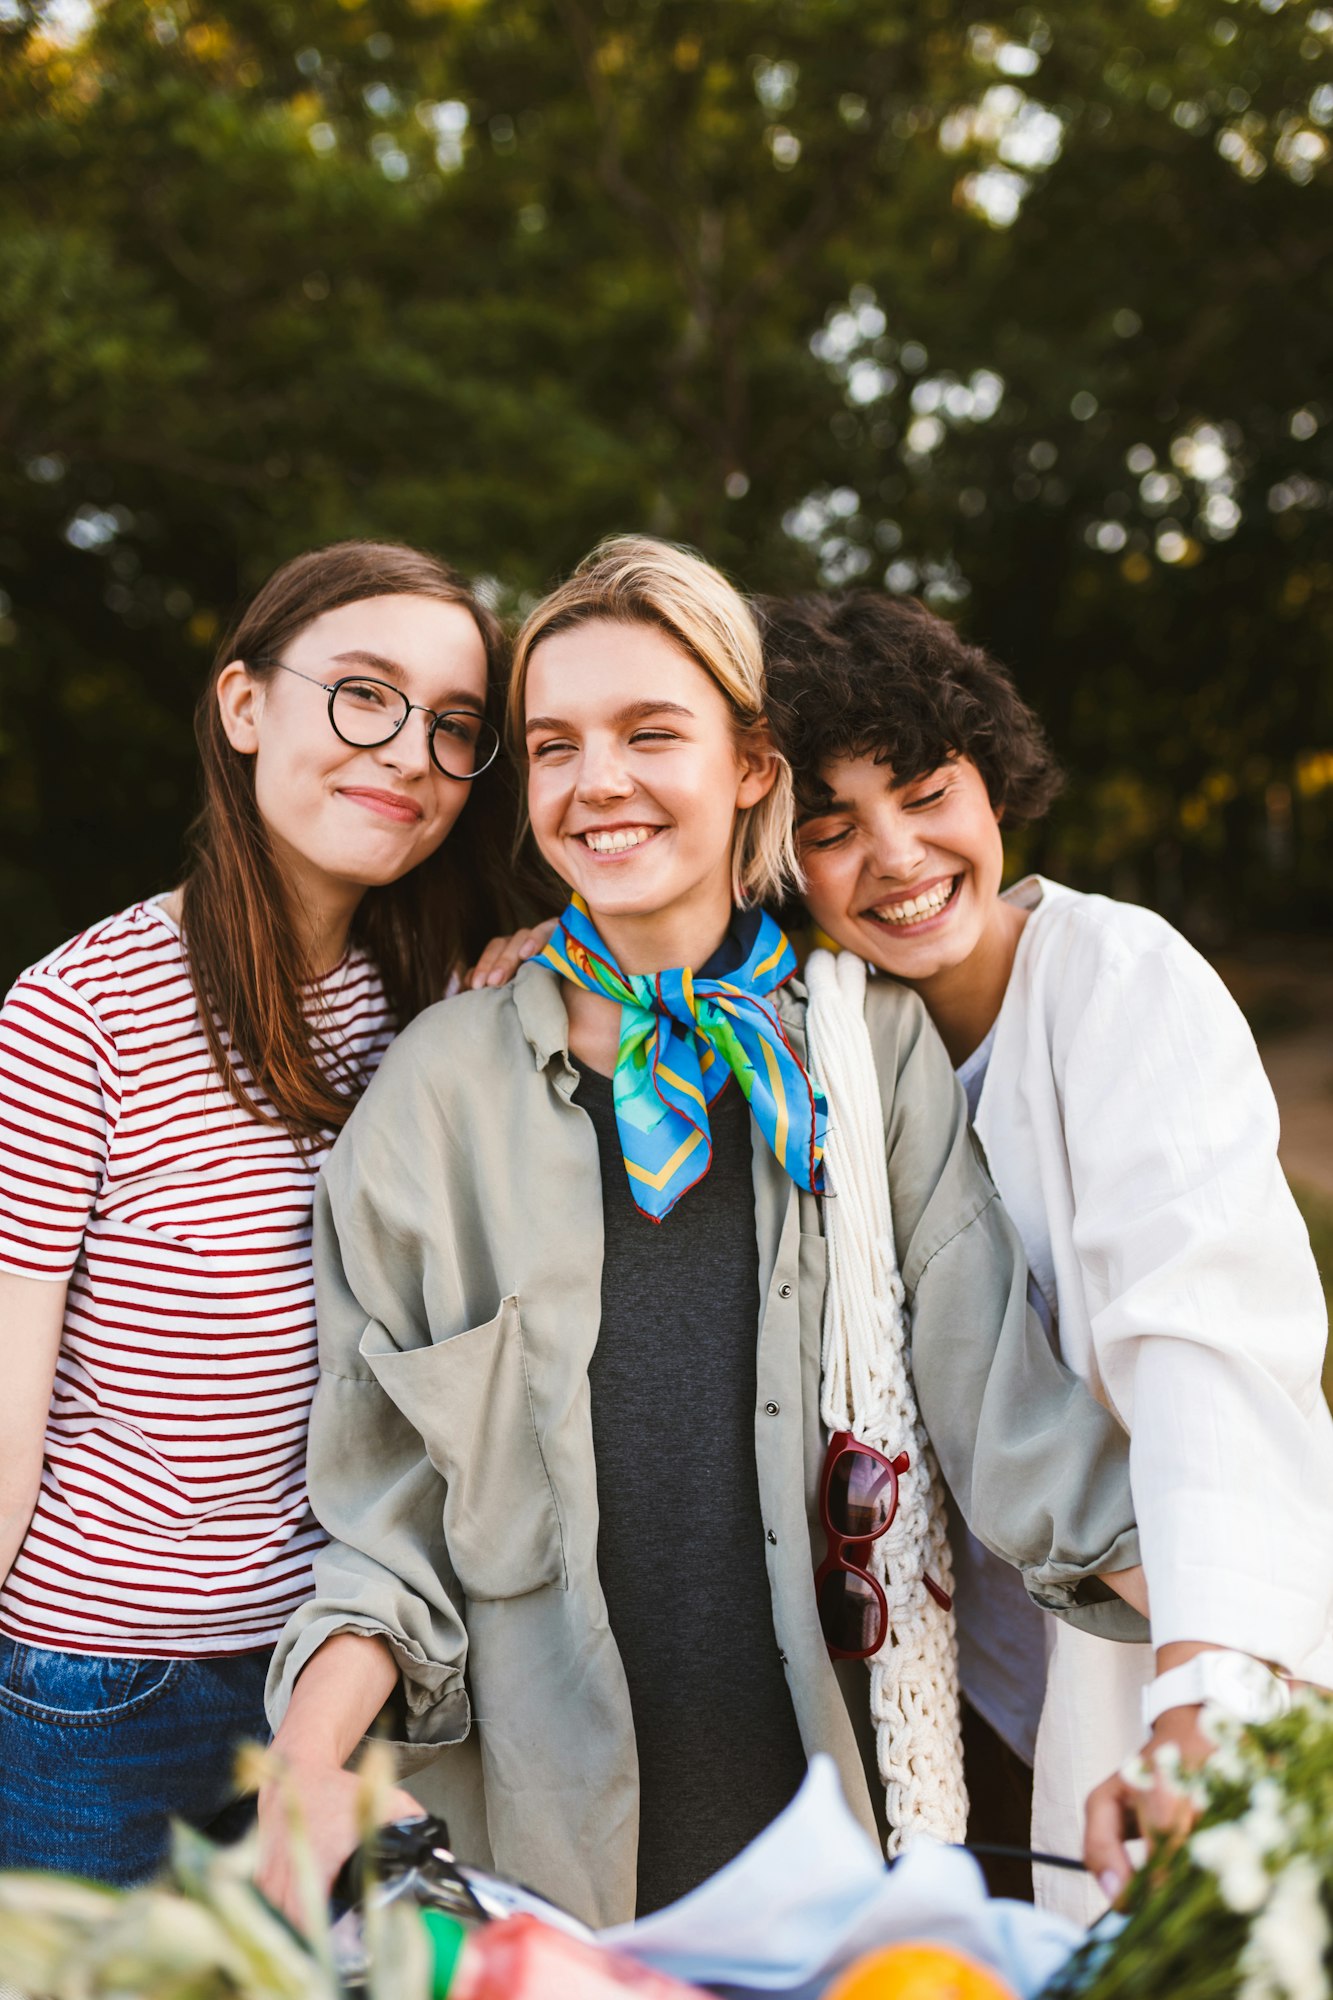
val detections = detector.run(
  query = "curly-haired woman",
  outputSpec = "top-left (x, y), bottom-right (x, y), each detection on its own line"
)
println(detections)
top-left (759, 590), bottom-right (1333, 1921)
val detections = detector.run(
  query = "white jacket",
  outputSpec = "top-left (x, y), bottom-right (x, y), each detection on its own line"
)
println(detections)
top-left (971, 877), bottom-right (1333, 1922)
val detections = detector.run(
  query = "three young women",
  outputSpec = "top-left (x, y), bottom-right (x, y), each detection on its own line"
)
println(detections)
top-left (0, 540), bottom-right (514, 1880)
top-left (258, 537), bottom-right (1144, 1925)
top-left (758, 590), bottom-right (1333, 1920)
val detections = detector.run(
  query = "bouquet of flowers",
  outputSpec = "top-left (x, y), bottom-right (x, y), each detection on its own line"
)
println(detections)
top-left (1047, 1691), bottom-right (1333, 2000)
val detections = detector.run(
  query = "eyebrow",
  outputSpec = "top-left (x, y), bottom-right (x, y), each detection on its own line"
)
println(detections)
top-left (331, 651), bottom-right (484, 713)
top-left (524, 698), bottom-right (696, 735)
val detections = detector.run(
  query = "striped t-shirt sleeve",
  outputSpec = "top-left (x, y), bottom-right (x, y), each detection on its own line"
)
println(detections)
top-left (0, 970), bottom-right (119, 1280)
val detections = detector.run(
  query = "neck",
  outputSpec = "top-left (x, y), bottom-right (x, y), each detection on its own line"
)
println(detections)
top-left (561, 883), bottom-right (737, 1077)
top-left (906, 896), bottom-right (1028, 1067)
top-left (265, 829), bottom-right (364, 978)
top-left (585, 884), bottom-right (734, 977)
top-left (279, 870), bottom-right (363, 979)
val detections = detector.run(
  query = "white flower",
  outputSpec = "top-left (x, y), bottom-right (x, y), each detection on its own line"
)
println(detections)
top-left (1191, 1823), bottom-right (1273, 1915)
top-left (1241, 1779), bottom-right (1290, 1860)
top-left (1208, 1736), bottom-right (1250, 1785)
top-left (1238, 1856), bottom-right (1330, 2000)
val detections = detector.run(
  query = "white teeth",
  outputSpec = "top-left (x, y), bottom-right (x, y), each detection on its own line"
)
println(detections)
top-left (582, 827), bottom-right (655, 854)
top-left (873, 878), bottom-right (957, 926)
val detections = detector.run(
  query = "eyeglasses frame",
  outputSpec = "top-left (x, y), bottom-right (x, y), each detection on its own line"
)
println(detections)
top-left (250, 658), bottom-right (501, 781)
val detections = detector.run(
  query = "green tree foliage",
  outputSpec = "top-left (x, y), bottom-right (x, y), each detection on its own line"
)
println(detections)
top-left (1, 0), bottom-right (1330, 978)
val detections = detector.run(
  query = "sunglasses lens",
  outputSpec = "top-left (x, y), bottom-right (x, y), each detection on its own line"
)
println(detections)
top-left (827, 1448), bottom-right (897, 1539)
top-left (818, 1565), bottom-right (884, 1656)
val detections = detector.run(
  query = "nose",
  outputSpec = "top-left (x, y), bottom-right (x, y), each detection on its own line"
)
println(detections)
top-left (863, 801), bottom-right (927, 883)
top-left (373, 706), bottom-right (433, 780)
top-left (575, 733), bottom-right (635, 804)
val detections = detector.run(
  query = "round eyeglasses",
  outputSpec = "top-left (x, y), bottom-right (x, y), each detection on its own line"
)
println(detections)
top-left (253, 660), bottom-right (501, 781)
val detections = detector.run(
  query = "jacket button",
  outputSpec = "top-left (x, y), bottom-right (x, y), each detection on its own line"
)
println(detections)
top-left (778, 1282), bottom-right (793, 1300)
top-left (767, 1529), bottom-right (778, 1545)
top-left (764, 1401), bottom-right (780, 1416)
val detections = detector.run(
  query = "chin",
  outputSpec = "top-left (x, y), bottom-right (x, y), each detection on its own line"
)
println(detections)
top-left (567, 864), bottom-right (676, 918)
top-left (577, 888), bottom-right (666, 920)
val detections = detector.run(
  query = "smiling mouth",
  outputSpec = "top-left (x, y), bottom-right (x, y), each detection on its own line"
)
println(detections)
top-left (864, 875), bottom-right (961, 928)
top-left (339, 787), bottom-right (423, 824)
top-left (576, 826), bottom-right (661, 855)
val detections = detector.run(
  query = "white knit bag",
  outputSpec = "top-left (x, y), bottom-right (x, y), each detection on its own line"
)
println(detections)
top-left (805, 947), bottom-right (968, 1852)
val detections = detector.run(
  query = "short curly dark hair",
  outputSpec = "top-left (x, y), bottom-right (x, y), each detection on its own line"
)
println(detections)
top-left (756, 592), bottom-right (1063, 827)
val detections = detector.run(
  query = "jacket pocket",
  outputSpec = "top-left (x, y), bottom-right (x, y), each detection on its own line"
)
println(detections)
top-left (360, 1296), bottom-right (566, 1602)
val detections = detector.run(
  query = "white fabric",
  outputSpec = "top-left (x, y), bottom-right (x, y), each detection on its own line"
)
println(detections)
top-left (607, 1756), bottom-right (1082, 2000)
top-left (805, 947), bottom-right (968, 1851)
top-left (971, 876), bottom-right (1333, 1922)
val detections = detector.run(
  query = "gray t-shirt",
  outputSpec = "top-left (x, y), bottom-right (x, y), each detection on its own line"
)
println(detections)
top-left (574, 1060), bottom-right (808, 1914)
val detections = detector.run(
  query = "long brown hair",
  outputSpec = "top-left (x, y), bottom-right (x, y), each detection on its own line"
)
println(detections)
top-left (181, 540), bottom-right (517, 1144)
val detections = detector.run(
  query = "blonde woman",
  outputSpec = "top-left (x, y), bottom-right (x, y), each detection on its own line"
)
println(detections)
top-left (259, 539), bottom-right (1142, 1925)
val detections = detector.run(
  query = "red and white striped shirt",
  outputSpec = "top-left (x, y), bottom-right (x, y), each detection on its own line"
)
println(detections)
top-left (0, 898), bottom-right (394, 1657)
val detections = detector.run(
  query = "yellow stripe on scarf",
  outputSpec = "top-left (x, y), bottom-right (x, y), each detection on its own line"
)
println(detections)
top-left (760, 1037), bottom-right (790, 1162)
top-left (624, 1126), bottom-right (706, 1192)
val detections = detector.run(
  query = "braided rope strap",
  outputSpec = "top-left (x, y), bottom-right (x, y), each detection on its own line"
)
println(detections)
top-left (805, 947), bottom-right (968, 1853)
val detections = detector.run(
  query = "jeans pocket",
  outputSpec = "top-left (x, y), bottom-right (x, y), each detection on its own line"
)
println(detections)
top-left (0, 1637), bottom-right (178, 1726)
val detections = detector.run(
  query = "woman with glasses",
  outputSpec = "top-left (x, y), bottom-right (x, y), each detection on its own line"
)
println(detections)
top-left (258, 537), bottom-right (1144, 1926)
top-left (0, 539), bottom-right (515, 1883)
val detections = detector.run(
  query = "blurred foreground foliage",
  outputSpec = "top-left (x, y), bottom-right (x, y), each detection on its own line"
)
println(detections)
top-left (1, 0), bottom-right (1331, 977)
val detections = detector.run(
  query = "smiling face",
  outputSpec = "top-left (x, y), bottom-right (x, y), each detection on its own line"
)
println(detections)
top-left (796, 751), bottom-right (1010, 984)
top-left (523, 618), bottom-right (776, 971)
top-left (217, 592), bottom-right (489, 935)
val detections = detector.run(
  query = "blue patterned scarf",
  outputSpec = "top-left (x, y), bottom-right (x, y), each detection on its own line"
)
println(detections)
top-left (541, 895), bottom-right (826, 1222)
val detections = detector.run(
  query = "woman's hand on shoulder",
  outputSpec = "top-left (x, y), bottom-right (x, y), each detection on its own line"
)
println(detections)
top-left (462, 918), bottom-right (558, 991)
top-left (255, 1753), bottom-right (423, 1929)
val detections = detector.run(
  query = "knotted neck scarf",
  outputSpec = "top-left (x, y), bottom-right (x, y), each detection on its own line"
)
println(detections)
top-left (540, 894), bottom-right (827, 1222)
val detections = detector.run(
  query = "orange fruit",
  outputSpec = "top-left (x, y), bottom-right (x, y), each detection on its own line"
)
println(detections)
top-left (824, 1941), bottom-right (1019, 2000)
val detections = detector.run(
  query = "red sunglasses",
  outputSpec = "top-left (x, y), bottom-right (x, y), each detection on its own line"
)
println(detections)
top-left (815, 1431), bottom-right (952, 1659)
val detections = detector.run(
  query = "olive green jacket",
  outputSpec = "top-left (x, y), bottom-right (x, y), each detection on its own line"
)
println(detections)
top-left (267, 966), bottom-right (1143, 1925)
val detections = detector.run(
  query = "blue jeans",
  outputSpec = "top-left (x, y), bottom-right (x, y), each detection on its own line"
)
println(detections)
top-left (0, 1637), bottom-right (270, 1884)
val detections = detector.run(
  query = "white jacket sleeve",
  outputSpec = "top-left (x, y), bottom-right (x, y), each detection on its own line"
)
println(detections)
top-left (1056, 924), bottom-right (1333, 1667)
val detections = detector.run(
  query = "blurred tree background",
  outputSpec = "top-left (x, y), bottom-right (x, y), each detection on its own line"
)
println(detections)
top-left (1, 0), bottom-right (1331, 987)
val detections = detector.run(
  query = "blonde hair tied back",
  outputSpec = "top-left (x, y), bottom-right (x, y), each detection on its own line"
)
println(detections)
top-left (509, 535), bottom-right (799, 908)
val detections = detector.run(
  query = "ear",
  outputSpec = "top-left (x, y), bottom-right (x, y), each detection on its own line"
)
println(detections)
top-left (215, 661), bottom-right (265, 755)
top-left (734, 718), bottom-right (781, 808)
